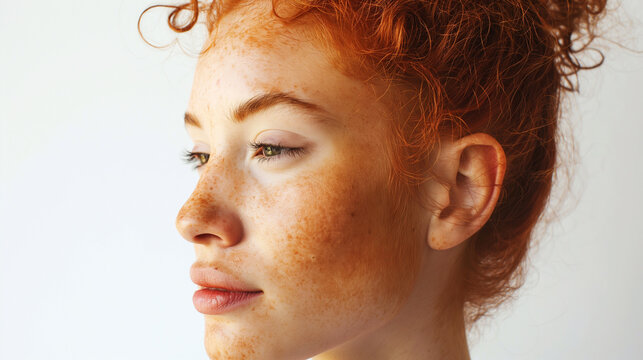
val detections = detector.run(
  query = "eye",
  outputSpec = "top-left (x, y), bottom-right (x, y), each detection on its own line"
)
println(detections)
top-left (182, 150), bottom-right (210, 169)
top-left (182, 142), bottom-right (306, 169)
top-left (248, 141), bottom-right (306, 163)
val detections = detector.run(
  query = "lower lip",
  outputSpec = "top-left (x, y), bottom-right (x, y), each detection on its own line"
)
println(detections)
top-left (193, 289), bottom-right (263, 315)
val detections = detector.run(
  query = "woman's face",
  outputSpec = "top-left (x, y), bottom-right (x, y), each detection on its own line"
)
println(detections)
top-left (176, 5), bottom-right (425, 359)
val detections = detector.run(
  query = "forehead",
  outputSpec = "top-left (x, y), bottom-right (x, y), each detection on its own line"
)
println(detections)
top-left (189, 5), bottom-right (393, 129)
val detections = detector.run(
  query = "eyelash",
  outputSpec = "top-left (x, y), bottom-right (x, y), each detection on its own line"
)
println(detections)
top-left (182, 142), bottom-right (306, 169)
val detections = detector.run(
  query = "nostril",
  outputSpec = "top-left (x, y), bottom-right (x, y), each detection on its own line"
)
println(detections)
top-left (194, 233), bottom-right (222, 243)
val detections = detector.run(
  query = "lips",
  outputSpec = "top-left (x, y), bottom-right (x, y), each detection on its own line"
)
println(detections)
top-left (190, 263), bottom-right (263, 315)
top-left (190, 263), bottom-right (263, 292)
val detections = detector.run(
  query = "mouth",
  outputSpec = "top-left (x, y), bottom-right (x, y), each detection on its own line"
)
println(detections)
top-left (200, 286), bottom-right (263, 293)
top-left (190, 263), bottom-right (263, 314)
top-left (190, 263), bottom-right (262, 292)
top-left (192, 288), bottom-right (263, 315)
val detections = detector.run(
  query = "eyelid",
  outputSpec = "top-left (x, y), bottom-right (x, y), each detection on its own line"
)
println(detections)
top-left (191, 142), bottom-right (210, 153)
top-left (253, 129), bottom-right (308, 145)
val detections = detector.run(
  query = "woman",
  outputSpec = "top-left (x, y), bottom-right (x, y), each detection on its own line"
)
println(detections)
top-left (142, 0), bottom-right (606, 358)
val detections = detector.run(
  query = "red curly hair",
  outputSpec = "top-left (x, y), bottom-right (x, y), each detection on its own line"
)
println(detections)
top-left (141, 0), bottom-right (607, 323)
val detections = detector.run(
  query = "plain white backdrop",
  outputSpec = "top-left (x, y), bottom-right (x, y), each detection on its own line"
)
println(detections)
top-left (1, 0), bottom-right (641, 359)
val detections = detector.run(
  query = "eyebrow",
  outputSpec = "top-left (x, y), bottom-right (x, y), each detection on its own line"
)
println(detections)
top-left (184, 91), bottom-right (334, 128)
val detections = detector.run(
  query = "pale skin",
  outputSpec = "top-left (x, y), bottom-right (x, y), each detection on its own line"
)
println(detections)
top-left (175, 2), bottom-right (506, 359)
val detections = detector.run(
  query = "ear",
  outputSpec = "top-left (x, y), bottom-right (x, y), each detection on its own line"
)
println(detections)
top-left (425, 133), bottom-right (506, 250)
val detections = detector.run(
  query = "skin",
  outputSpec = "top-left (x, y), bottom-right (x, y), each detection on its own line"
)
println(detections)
top-left (175, 1), bottom-right (506, 359)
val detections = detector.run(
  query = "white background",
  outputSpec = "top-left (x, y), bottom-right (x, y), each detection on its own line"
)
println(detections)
top-left (1, 1), bottom-right (641, 359)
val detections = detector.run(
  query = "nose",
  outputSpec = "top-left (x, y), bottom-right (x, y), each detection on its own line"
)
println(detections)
top-left (175, 179), bottom-right (244, 248)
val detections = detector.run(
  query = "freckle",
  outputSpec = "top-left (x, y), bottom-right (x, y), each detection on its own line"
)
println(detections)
top-left (431, 236), bottom-right (445, 249)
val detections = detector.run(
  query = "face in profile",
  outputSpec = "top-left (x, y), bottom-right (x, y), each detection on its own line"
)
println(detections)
top-left (175, 4), bottom-right (429, 360)
top-left (161, 0), bottom-right (610, 356)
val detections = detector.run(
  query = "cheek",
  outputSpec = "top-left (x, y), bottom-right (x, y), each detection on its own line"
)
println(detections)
top-left (255, 153), bottom-right (423, 332)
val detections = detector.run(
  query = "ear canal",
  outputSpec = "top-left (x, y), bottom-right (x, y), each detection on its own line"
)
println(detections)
top-left (438, 205), bottom-right (456, 220)
top-left (438, 165), bottom-right (482, 224)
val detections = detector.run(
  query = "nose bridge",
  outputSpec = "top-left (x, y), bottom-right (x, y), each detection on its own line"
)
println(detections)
top-left (194, 159), bottom-right (230, 201)
top-left (176, 159), bottom-right (244, 248)
top-left (188, 149), bottom-right (240, 208)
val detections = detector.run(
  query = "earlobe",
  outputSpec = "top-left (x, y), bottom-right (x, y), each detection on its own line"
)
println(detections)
top-left (426, 133), bottom-right (506, 250)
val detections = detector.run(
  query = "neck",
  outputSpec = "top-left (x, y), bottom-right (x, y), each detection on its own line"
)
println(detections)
top-left (312, 246), bottom-right (470, 360)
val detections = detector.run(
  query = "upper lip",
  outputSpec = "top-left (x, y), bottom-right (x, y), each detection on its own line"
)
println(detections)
top-left (190, 263), bottom-right (262, 293)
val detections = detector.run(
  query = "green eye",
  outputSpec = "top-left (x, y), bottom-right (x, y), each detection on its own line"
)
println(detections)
top-left (197, 153), bottom-right (209, 165)
top-left (262, 145), bottom-right (282, 157)
top-left (183, 150), bottom-right (210, 169)
top-left (183, 142), bottom-right (306, 170)
top-left (249, 141), bottom-right (306, 163)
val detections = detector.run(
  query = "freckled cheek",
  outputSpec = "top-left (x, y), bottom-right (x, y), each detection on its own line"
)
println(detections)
top-left (257, 166), bottom-right (410, 318)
